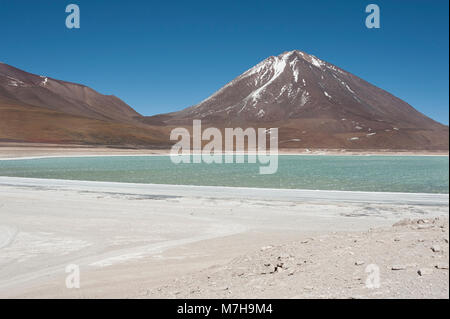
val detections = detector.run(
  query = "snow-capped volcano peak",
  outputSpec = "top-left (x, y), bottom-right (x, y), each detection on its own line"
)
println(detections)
top-left (164, 49), bottom-right (446, 150)
top-left (278, 50), bottom-right (326, 69)
top-left (181, 50), bottom-right (351, 121)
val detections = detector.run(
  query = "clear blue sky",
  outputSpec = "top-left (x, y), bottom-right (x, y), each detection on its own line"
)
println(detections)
top-left (1, 0), bottom-right (448, 124)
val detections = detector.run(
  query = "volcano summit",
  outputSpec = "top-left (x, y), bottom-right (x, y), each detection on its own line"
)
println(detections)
top-left (153, 50), bottom-right (448, 150)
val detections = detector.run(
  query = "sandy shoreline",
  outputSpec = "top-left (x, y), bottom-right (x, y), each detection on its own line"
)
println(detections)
top-left (0, 177), bottom-right (448, 298)
top-left (0, 143), bottom-right (448, 159)
top-left (0, 177), bottom-right (448, 205)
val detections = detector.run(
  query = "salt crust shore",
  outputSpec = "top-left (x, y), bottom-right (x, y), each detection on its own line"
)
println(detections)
top-left (0, 144), bottom-right (448, 160)
top-left (0, 177), bottom-right (448, 298)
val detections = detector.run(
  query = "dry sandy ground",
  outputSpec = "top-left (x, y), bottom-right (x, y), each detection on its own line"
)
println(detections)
top-left (0, 143), bottom-right (448, 159)
top-left (0, 177), bottom-right (448, 299)
top-left (144, 218), bottom-right (449, 299)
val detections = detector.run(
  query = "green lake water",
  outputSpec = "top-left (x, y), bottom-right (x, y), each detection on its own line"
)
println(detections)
top-left (0, 155), bottom-right (448, 194)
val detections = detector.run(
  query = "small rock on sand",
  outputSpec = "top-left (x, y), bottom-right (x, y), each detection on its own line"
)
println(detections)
top-left (391, 265), bottom-right (407, 271)
top-left (355, 261), bottom-right (365, 266)
top-left (431, 245), bottom-right (442, 253)
top-left (418, 268), bottom-right (433, 276)
top-left (435, 263), bottom-right (449, 270)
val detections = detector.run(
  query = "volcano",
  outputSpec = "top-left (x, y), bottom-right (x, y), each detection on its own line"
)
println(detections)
top-left (152, 50), bottom-right (448, 150)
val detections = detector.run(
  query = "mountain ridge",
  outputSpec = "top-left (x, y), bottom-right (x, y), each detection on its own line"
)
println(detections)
top-left (0, 52), bottom-right (448, 150)
top-left (148, 50), bottom-right (448, 150)
top-left (0, 63), bottom-right (171, 147)
top-left (0, 62), bottom-right (142, 124)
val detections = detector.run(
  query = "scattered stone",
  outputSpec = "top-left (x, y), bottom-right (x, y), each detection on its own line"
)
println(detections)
top-left (394, 238), bottom-right (401, 242)
top-left (431, 245), bottom-right (442, 253)
top-left (301, 239), bottom-right (310, 244)
top-left (418, 268), bottom-right (433, 276)
top-left (355, 261), bottom-right (365, 266)
top-left (391, 265), bottom-right (407, 271)
top-left (435, 263), bottom-right (449, 270)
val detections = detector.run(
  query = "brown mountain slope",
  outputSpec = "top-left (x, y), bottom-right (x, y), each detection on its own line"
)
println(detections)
top-left (0, 96), bottom-right (170, 147)
top-left (151, 50), bottom-right (448, 150)
top-left (0, 63), bottom-right (140, 124)
top-left (0, 63), bottom-right (173, 147)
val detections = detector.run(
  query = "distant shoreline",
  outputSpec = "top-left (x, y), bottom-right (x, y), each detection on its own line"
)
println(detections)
top-left (1, 153), bottom-right (449, 161)
top-left (0, 143), bottom-right (448, 160)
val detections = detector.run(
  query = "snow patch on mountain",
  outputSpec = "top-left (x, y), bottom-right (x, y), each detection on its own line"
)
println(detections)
top-left (6, 76), bottom-right (25, 87)
top-left (289, 59), bottom-right (300, 82)
top-left (310, 56), bottom-right (325, 69)
top-left (40, 76), bottom-right (48, 86)
top-left (299, 91), bottom-right (310, 107)
top-left (245, 55), bottom-right (287, 106)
